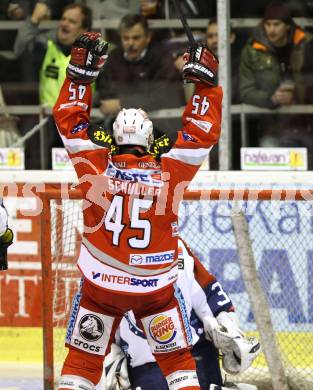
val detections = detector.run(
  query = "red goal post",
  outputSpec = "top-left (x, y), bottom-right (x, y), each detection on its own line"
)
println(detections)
top-left (40, 187), bottom-right (313, 390)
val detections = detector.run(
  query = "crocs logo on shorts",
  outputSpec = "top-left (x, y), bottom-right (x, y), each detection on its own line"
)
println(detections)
top-left (78, 314), bottom-right (104, 342)
top-left (149, 314), bottom-right (177, 344)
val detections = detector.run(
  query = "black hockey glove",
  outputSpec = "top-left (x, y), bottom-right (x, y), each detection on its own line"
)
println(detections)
top-left (67, 32), bottom-right (109, 84)
top-left (87, 124), bottom-right (118, 154)
top-left (0, 228), bottom-right (13, 271)
top-left (182, 43), bottom-right (219, 87)
top-left (148, 134), bottom-right (172, 161)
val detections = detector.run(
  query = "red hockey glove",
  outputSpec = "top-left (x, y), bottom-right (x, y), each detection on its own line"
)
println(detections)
top-left (182, 44), bottom-right (219, 87)
top-left (67, 32), bottom-right (109, 84)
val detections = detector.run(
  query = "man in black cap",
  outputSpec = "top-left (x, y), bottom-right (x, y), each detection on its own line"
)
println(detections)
top-left (238, 0), bottom-right (313, 163)
top-left (239, 0), bottom-right (312, 109)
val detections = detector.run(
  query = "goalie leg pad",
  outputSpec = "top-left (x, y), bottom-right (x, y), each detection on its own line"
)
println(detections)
top-left (58, 374), bottom-right (95, 390)
top-left (210, 385), bottom-right (258, 390)
top-left (104, 343), bottom-right (131, 390)
top-left (166, 370), bottom-right (200, 390)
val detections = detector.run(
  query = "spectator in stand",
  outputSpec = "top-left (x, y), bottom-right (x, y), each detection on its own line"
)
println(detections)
top-left (74, 0), bottom-right (162, 19)
top-left (304, 39), bottom-right (313, 102)
top-left (240, 0), bottom-right (312, 108)
top-left (6, 0), bottom-right (32, 20)
top-left (230, 0), bottom-right (313, 18)
top-left (239, 0), bottom-right (313, 166)
top-left (74, 1), bottom-right (164, 45)
top-left (97, 13), bottom-right (184, 132)
top-left (14, 2), bottom-right (92, 107)
top-left (0, 1), bottom-right (32, 84)
top-left (75, 1), bottom-right (211, 20)
top-left (4, 1), bottom-right (74, 20)
top-left (177, 17), bottom-right (241, 103)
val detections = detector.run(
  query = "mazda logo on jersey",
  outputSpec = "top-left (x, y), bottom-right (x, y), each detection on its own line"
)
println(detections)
top-left (130, 255), bottom-right (143, 264)
top-left (129, 251), bottom-right (174, 266)
top-left (78, 314), bottom-right (104, 342)
top-left (149, 314), bottom-right (177, 344)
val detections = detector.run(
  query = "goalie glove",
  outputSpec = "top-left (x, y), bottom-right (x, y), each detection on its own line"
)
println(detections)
top-left (0, 228), bottom-right (13, 271)
top-left (202, 314), bottom-right (240, 352)
top-left (203, 312), bottom-right (261, 375)
top-left (182, 44), bottom-right (219, 87)
top-left (104, 343), bottom-right (131, 390)
top-left (67, 32), bottom-right (108, 84)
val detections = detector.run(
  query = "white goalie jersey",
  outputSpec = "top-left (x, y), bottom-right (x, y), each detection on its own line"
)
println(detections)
top-left (0, 198), bottom-right (8, 236)
top-left (117, 238), bottom-right (231, 368)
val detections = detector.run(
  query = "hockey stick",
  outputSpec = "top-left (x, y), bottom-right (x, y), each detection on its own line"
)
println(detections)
top-left (172, 0), bottom-right (197, 49)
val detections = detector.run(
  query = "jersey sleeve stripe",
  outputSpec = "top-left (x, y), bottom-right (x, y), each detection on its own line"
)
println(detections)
top-left (58, 101), bottom-right (89, 111)
top-left (58, 131), bottom-right (104, 154)
top-left (82, 238), bottom-right (178, 276)
top-left (162, 147), bottom-right (213, 165)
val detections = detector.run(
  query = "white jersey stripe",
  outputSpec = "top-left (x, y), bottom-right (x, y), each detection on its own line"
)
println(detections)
top-left (59, 133), bottom-right (104, 154)
top-left (78, 245), bottom-right (178, 293)
top-left (82, 238), bottom-right (178, 276)
top-left (163, 147), bottom-right (212, 165)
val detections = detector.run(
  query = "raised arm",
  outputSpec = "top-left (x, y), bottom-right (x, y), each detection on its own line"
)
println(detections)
top-left (53, 32), bottom-right (111, 178)
top-left (160, 44), bottom-right (222, 174)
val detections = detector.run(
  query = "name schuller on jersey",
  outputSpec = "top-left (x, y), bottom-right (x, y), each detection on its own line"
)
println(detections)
top-left (106, 162), bottom-right (164, 196)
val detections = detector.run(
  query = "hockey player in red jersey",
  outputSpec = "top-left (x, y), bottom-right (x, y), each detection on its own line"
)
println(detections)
top-left (53, 31), bottom-right (222, 390)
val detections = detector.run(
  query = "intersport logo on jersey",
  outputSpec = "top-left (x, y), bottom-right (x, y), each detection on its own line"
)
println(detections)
top-left (129, 251), bottom-right (175, 266)
top-left (91, 272), bottom-right (159, 287)
top-left (105, 162), bottom-right (163, 187)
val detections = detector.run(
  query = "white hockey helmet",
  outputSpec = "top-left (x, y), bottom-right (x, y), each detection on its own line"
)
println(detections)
top-left (112, 108), bottom-right (153, 148)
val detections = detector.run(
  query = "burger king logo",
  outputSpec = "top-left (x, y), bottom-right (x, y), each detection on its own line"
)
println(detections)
top-left (149, 314), bottom-right (177, 344)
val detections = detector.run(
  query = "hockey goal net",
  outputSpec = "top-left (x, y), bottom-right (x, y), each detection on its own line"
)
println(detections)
top-left (41, 188), bottom-right (313, 390)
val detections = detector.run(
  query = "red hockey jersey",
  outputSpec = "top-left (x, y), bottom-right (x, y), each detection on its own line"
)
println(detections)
top-left (53, 77), bottom-right (222, 294)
